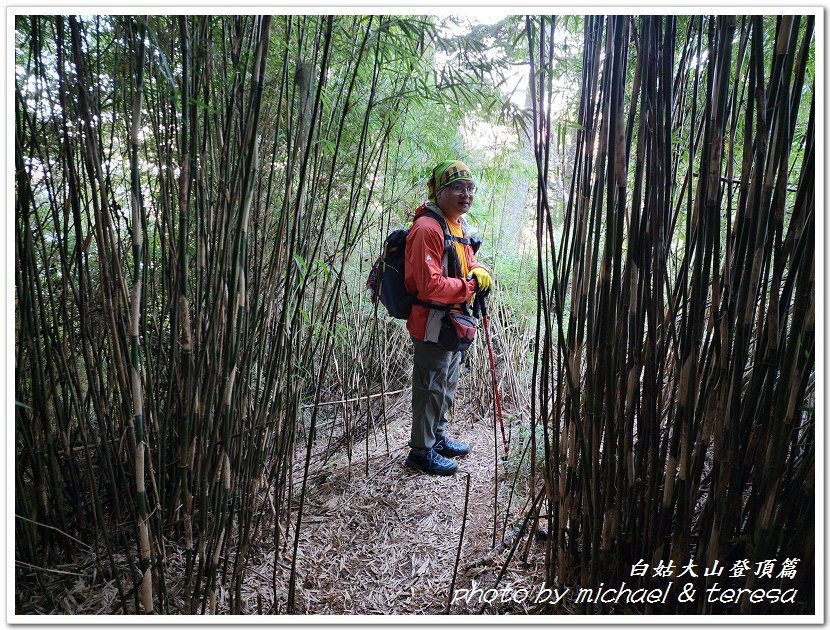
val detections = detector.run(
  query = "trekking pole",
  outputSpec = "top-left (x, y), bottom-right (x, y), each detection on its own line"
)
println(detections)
top-left (474, 292), bottom-right (508, 459)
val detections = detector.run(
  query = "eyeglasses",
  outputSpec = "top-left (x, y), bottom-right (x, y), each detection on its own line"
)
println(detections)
top-left (448, 184), bottom-right (477, 194)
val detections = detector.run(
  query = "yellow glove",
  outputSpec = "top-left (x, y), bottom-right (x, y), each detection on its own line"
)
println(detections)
top-left (469, 267), bottom-right (492, 294)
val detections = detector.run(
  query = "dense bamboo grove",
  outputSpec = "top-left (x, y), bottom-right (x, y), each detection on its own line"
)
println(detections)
top-left (15, 13), bottom-right (816, 617)
top-left (525, 15), bottom-right (815, 613)
top-left (15, 14), bottom-right (464, 613)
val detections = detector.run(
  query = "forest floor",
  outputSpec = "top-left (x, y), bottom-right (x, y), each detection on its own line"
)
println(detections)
top-left (280, 395), bottom-right (528, 614)
top-left (269, 384), bottom-right (544, 615)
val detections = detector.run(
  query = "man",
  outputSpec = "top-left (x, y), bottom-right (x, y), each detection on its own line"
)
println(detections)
top-left (404, 160), bottom-right (492, 475)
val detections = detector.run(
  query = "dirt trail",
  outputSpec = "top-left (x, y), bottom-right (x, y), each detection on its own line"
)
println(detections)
top-left (277, 384), bottom-right (523, 614)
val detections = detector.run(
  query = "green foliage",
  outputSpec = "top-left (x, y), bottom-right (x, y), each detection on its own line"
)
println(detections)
top-left (503, 415), bottom-right (545, 480)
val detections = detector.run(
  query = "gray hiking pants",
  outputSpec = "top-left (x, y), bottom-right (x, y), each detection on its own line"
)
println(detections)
top-left (410, 339), bottom-right (462, 453)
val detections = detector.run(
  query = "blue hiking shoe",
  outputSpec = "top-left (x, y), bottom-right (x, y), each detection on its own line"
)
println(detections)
top-left (434, 435), bottom-right (471, 458)
top-left (406, 448), bottom-right (458, 476)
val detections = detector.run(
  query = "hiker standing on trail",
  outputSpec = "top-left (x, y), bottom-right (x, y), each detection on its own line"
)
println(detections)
top-left (404, 160), bottom-right (492, 476)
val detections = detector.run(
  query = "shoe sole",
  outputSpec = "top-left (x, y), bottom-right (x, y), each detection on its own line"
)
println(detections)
top-left (433, 449), bottom-right (471, 459)
top-left (405, 460), bottom-right (458, 476)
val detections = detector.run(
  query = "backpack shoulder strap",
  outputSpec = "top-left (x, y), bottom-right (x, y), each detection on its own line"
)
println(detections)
top-left (421, 209), bottom-right (471, 245)
top-left (421, 208), bottom-right (447, 234)
top-left (420, 208), bottom-right (471, 284)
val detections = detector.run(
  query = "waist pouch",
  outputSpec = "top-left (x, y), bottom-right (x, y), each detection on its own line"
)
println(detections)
top-left (437, 312), bottom-right (478, 352)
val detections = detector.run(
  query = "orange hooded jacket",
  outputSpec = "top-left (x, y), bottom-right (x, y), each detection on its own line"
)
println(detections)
top-left (404, 202), bottom-right (487, 342)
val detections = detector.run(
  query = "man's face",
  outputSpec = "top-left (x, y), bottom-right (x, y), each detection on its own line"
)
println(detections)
top-left (436, 181), bottom-right (476, 216)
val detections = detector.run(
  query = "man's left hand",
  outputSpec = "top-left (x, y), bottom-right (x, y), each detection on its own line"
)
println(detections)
top-left (469, 268), bottom-right (492, 294)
